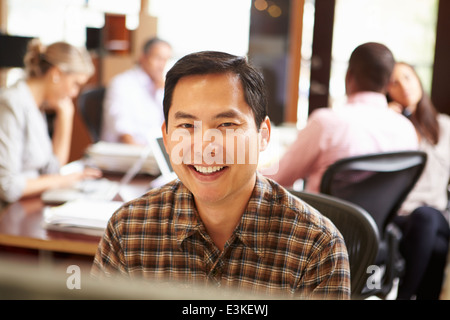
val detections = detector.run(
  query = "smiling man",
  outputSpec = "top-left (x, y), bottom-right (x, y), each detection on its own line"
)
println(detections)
top-left (91, 51), bottom-right (350, 300)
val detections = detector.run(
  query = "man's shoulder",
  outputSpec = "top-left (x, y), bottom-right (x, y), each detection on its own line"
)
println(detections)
top-left (261, 177), bottom-right (342, 240)
top-left (308, 107), bottom-right (336, 120)
top-left (109, 67), bottom-right (140, 83)
top-left (306, 107), bottom-right (347, 130)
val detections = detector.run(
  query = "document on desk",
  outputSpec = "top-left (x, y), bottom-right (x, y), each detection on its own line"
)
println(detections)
top-left (43, 200), bottom-right (124, 236)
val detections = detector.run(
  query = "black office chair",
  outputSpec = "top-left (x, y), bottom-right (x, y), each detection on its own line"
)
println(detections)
top-left (289, 190), bottom-right (379, 300)
top-left (77, 86), bottom-right (106, 143)
top-left (320, 150), bottom-right (427, 298)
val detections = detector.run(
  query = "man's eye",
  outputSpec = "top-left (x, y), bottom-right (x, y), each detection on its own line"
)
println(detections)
top-left (219, 122), bottom-right (235, 127)
top-left (179, 123), bottom-right (194, 129)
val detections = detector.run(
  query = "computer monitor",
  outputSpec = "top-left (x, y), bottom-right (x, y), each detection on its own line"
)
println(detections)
top-left (0, 256), bottom-right (264, 300)
top-left (86, 27), bottom-right (102, 51)
top-left (0, 34), bottom-right (34, 68)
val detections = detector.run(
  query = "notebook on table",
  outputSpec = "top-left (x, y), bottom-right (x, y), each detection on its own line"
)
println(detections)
top-left (42, 199), bottom-right (124, 236)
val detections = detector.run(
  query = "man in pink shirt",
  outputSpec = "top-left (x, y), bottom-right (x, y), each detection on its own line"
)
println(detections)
top-left (262, 42), bottom-right (419, 192)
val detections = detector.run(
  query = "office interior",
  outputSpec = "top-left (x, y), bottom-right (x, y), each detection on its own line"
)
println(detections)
top-left (0, 0), bottom-right (449, 300)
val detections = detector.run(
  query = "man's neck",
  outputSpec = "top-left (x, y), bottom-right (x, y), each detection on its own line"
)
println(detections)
top-left (194, 177), bottom-right (256, 251)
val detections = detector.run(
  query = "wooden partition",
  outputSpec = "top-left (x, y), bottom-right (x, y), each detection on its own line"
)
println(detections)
top-left (431, 0), bottom-right (450, 116)
top-left (248, 0), bottom-right (304, 125)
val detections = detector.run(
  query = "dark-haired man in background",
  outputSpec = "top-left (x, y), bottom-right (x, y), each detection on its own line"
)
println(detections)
top-left (262, 42), bottom-right (418, 192)
top-left (101, 37), bottom-right (172, 145)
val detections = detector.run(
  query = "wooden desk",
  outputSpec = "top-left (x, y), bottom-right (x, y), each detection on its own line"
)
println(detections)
top-left (0, 174), bottom-right (152, 257)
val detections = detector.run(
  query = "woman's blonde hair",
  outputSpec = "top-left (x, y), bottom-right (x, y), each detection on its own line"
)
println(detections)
top-left (24, 39), bottom-right (94, 78)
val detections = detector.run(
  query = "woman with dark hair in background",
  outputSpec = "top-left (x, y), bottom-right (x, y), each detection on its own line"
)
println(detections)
top-left (387, 62), bottom-right (450, 300)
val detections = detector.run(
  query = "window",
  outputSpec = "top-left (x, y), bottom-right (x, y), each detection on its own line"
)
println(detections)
top-left (330, 0), bottom-right (438, 105)
top-left (299, 0), bottom-right (438, 120)
top-left (3, 0), bottom-right (251, 85)
top-left (148, 0), bottom-right (251, 60)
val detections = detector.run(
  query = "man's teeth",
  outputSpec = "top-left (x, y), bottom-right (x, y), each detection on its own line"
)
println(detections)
top-left (194, 166), bottom-right (225, 174)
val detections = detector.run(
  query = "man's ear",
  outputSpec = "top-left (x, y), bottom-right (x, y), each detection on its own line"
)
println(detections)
top-left (161, 122), bottom-right (168, 152)
top-left (259, 116), bottom-right (271, 152)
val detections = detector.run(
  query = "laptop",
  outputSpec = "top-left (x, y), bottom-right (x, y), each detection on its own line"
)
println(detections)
top-left (41, 145), bottom-right (154, 204)
top-left (41, 135), bottom-right (178, 203)
top-left (148, 136), bottom-right (177, 188)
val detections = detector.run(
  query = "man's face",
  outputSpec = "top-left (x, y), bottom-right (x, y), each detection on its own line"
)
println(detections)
top-left (141, 42), bottom-right (172, 85)
top-left (162, 72), bottom-right (270, 207)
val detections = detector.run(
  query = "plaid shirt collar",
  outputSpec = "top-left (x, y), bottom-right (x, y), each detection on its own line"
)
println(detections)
top-left (173, 174), bottom-right (277, 258)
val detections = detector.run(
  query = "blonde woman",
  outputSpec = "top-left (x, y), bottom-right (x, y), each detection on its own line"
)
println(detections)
top-left (0, 39), bottom-right (101, 205)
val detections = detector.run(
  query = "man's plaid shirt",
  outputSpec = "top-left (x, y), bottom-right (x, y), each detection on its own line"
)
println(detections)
top-left (91, 174), bottom-right (350, 299)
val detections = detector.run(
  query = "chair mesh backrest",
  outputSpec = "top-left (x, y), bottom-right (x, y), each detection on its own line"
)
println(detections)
top-left (77, 87), bottom-right (105, 143)
top-left (290, 190), bottom-right (379, 299)
top-left (320, 151), bottom-right (427, 237)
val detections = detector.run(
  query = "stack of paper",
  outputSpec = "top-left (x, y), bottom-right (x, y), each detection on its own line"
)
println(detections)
top-left (43, 200), bottom-right (124, 236)
top-left (85, 142), bottom-right (160, 175)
